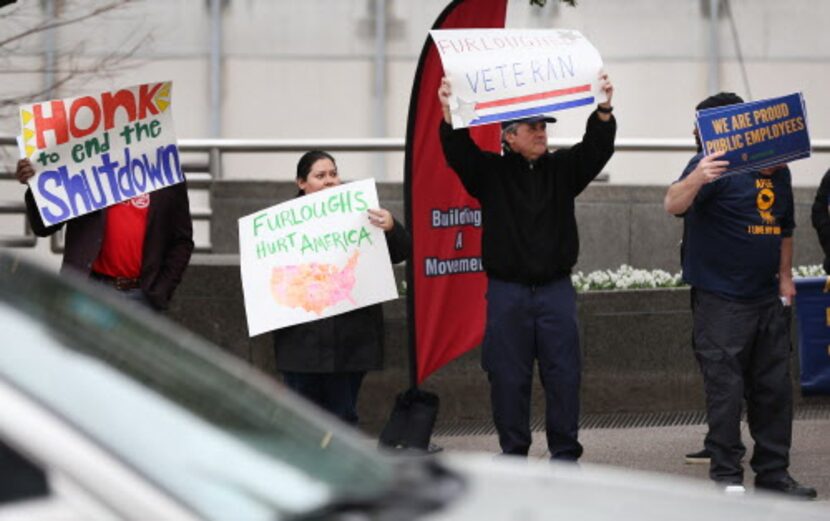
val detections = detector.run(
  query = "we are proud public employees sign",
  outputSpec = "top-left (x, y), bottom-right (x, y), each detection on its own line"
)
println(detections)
top-left (18, 82), bottom-right (184, 226)
top-left (430, 28), bottom-right (606, 128)
top-left (696, 92), bottom-right (811, 176)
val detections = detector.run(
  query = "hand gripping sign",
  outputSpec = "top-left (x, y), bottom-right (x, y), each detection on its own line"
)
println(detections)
top-left (238, 179), bottom-right (399, 337)
top-left (430, 28), bottom-right (606, 128)
top-left (696, 92), bottom-right (811, 176)
top-left (18, 82), bottom-right (184, 226)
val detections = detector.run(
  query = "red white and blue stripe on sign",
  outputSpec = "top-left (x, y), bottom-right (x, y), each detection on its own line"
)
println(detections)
top-left (468, 83), bottom-right (594, 125)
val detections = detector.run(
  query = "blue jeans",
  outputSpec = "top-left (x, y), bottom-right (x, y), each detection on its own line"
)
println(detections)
top-left (121, 287), bottom-right (151, 307)
top-left (482, 276), bottom-right (583, 460)
top-left (282, 371), bottom-right (366, 425)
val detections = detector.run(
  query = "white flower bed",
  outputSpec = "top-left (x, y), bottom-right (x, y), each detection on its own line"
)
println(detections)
top-left (792, 265), bottom-right (826, 279)
top-left (572, 264), bottom-right (826, 292)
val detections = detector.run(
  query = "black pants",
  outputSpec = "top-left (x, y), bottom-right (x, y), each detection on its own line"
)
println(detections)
top-left (692, 289), bottom-right (793, 484)
top-left (482, 277), bottom-right (582, 460)
top-left (282, 371), bottom-right (366, 425)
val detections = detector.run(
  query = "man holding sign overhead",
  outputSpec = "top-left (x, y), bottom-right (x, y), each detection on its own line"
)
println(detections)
top-left (664, 92), bottom-right (816, 499)
top-left (436, 69), bottom-right (615, 460)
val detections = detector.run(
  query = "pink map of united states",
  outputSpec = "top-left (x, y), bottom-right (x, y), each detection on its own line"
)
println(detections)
top-left (269, 251), bottom-right (360, 315)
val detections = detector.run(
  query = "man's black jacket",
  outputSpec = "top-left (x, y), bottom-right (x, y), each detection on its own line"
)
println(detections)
top-left (439, 111), bottom-right (616, 284)
top-left (25, 183), bottom-right (194, 310)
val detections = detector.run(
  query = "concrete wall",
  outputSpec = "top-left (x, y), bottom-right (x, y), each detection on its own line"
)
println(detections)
top-left (210, 180), bottom-right (826, 273)
top-left (576, 184), bottom-right (825, 273)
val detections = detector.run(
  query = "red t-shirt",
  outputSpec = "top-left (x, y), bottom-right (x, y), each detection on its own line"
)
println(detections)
top-left (91, 194), bottom-right (150, 278)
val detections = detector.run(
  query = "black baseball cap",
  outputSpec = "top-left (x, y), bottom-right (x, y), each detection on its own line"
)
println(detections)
top-left (696, 92), bottom-right (744, 111)
top-left (501, 115), bottom-right (557, 129)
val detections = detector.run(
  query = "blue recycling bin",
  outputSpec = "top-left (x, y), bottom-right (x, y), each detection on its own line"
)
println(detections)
top-left (794, 277), bottom-right (830, 395)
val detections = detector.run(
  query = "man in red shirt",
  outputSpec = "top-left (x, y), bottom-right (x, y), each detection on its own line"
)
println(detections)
top-left (15, 158), bottom-right (193, 310)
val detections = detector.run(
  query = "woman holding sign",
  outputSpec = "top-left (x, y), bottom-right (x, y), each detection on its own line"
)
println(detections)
top-left (272, 150), bottom-right (411, 425)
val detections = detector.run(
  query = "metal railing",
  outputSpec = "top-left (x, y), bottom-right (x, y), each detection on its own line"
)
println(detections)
top-left (3, 135), bottom-right (830, 253)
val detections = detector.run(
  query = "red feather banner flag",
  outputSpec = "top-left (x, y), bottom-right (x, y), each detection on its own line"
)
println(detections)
top-left (404, 0), bottom-right (509, 384)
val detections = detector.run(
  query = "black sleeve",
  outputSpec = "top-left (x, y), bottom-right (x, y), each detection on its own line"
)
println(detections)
top-left (561, 111), bottom-right (617, 196)
top-left (24, 188), bottom-right (64, 237)
top-left (152, 182), bottom-right (195, 308)
top-left (385, 219), bottom-right (411, 264)
top-left (811, 168), bottom-right (830, 264)
top-left (438, 120), bottom-right (496, 199)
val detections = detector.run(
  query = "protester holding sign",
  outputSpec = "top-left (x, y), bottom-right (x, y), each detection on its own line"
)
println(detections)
top-left (271, 151), bottom-right (410, 425)
top-left (436, 72), bottom-right (615, 460)
top-left (14, 81), bottom-right (193, 310)
top-left (15, 157), bottom-right (193, 310)
top-left (663, 92), bottom-right (816, 499)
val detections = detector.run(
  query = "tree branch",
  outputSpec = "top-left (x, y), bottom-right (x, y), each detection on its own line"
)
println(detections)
top-left (0, 0), bottom-right (134, 48)
top-left (0, 4), bottom-right (150, 119)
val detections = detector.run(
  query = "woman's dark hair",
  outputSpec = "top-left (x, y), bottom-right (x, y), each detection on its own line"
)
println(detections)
top-left (295, 150), bottom-right (336, 196)
top-left (296, 150), bottom-right (336, 181)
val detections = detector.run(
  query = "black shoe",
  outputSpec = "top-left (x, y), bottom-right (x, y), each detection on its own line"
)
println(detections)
top-left (755, 475), bottom-right (817, 500)
top-left (684, 448), bottom-right (711, 464)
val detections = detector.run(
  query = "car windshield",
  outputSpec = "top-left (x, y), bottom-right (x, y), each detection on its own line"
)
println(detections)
top-left (0, 253), bottom-right (397, 520)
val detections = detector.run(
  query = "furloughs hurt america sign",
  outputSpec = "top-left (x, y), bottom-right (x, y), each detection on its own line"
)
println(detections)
top-left (18, 81), bottom-right (184, 226)
top-left (238, 179), bottom-right (399, 337)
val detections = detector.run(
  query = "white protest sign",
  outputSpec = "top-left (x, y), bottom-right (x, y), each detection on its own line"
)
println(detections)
top-left (19, 82), bottom-right (183, 226)
top-left (430, 29), bottom-right (606, 128)
top-left (238, 179), bottom-right (399, 337)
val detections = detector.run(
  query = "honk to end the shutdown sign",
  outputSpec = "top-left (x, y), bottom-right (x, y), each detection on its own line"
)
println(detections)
top-left (19, 82), bottom-right (184, 226)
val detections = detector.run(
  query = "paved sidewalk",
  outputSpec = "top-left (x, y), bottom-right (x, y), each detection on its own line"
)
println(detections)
top-left (432, 417), bottom-right (830, 502)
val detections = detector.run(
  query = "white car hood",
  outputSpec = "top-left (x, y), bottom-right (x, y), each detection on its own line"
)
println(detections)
top-left (427, 453), bottom-right (827, 521)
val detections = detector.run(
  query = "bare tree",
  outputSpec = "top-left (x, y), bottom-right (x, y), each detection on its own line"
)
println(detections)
top-left (0, 0), bottom-right (151, 120)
